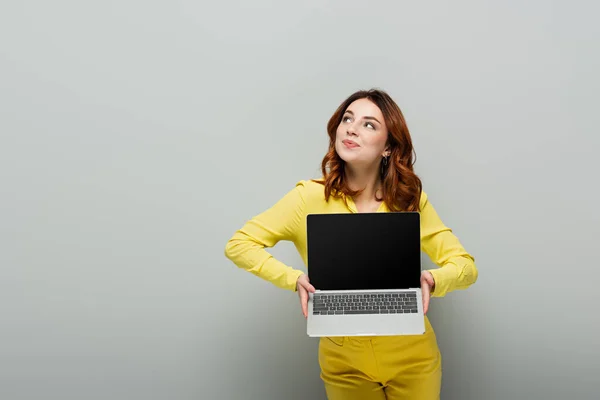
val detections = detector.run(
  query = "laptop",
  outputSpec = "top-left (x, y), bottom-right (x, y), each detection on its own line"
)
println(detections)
top-left (306, 212), bottom-right (425, 337)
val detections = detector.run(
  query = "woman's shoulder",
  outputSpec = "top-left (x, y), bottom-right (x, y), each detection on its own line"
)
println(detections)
top-left (288, 178), bottom-right (328, 209)
top-left (294, 178), bottom-right (326, 198)
top-left (419, 188), bottom-right (429, 205)
top-left (419, 188), bottom-right (437, 212)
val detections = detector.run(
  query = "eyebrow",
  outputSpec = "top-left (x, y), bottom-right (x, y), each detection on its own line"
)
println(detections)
top-left (344, 109), bottom-right (381, 125)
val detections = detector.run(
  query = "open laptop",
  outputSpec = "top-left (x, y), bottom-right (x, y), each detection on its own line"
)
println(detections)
top-left (306, 212), bottom-right (425, 337)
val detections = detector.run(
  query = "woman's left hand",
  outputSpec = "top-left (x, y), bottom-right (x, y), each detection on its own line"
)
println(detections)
top-left (421, 270), bottom-right (435, 314)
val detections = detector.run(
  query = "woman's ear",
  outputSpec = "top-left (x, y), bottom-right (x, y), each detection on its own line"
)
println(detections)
top-left (383, 145), bottom-right (391, 158)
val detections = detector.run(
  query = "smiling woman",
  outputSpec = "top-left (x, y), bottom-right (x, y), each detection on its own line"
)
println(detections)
top-left (224, 88), bottom-right (478, 400)
top-left (321, 90), bottom-right (422, 214)
top-left (338, 103), bottom-right (387, 162)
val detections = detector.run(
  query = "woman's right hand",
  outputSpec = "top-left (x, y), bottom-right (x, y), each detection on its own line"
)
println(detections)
top-left (296, 274), bottom-right (316, 319)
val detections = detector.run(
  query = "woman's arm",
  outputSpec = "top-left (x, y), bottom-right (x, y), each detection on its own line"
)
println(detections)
top-left (224, 182), bottom-right (307, 292)
top-left (420, 191), bottom-right (479, 297)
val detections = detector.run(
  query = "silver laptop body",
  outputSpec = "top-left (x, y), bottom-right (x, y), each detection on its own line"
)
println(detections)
top-left (306, 212), bottom-right (425, 337)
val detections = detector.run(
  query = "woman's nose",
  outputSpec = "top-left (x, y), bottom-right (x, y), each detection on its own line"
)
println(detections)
top-left (347, 123), bottom-right (358, 136)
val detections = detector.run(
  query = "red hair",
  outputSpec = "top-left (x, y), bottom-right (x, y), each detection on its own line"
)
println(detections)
top-left (316, 89), bottom-right (422, 212)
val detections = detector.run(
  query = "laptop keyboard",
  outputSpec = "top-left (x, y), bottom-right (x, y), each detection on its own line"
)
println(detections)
top-left (312, 292), bottom-right (419, 315)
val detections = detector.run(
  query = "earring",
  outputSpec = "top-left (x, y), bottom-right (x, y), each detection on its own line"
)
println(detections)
top-left (381, 156), bottom-right (389, 175)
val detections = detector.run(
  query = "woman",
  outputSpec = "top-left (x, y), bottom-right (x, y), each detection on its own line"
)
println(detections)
top-left (224, 89), bottom-right (478, 399)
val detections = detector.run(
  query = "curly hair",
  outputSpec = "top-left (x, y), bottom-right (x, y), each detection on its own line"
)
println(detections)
top-left (316, 89), bottom-right (422, 212)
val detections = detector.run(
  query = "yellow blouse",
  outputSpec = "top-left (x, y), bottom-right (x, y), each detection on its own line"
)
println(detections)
top-left (225, 180), bottom-right (478, 297)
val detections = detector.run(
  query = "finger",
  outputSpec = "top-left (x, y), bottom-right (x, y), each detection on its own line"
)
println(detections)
top-left (427, 275), bottom-right (435, 289)
top-left (300, 280), bottom-right (316, 293)
top-left (302, 276), bottom-right (316, 293)
top-left (425, 273), bottom-right (436, 293)
top-left (300, 289), bottom-right (308, 318)
top-left (422, 284), bottom-right (430, 314)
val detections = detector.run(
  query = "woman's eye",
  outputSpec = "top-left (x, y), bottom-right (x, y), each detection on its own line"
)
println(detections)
top-left (365, 122), bottom-right (375, 129)
top-left (343, 116), bottom-right (352, 123)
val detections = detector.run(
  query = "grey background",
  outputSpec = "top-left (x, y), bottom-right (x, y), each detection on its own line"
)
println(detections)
top-left (1, 1), bottom-right (598, 399)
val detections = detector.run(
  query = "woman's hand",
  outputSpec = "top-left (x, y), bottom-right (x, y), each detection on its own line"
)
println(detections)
top-left (296, 274), bottom-right (316, 318)
top-left (421, 270), bottom-right (435, 314)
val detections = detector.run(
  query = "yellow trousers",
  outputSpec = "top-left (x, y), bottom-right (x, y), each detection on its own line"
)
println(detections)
top-left (318, 317), bottom-right (441, 400)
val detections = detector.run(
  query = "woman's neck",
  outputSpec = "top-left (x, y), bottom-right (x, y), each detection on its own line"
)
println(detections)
top-left (345, 163), bottom-right (382, 203)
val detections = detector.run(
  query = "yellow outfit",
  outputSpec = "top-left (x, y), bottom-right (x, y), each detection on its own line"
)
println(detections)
top-left (225, 180), bottom-right (478, 399)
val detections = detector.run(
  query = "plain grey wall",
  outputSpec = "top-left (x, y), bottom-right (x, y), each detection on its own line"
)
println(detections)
top-left (1, 1), bottom-right (598, 399)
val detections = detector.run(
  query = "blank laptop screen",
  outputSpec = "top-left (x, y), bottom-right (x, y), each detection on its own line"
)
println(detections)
top-left (307, 212), bottom-right (421, 291)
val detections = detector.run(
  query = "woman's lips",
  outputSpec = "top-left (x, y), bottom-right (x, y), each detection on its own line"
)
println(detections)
top-left (342, 139), bottom-right (359, 148)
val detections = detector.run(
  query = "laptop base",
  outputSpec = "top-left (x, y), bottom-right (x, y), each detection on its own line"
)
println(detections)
top-left (306, 289), bottom-right (426, 337)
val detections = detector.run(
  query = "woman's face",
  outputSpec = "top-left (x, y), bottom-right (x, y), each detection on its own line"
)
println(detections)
top-left (335, 98), bottom-right (390, 168)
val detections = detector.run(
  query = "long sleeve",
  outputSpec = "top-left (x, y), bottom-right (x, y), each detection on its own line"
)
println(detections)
top-left (224, 182), bottom-right (307, 292)
top-left (420, 191), bottom-right (478, 297)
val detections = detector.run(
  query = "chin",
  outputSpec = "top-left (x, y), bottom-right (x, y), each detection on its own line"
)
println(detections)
top-left (337, 152), bottom-right (362, 166)
top-left (335, 143), bottom-right (355, 163)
